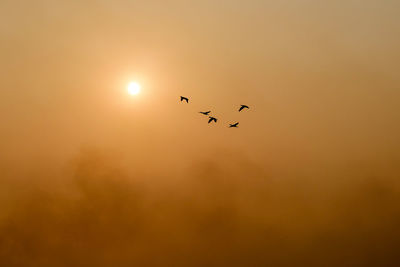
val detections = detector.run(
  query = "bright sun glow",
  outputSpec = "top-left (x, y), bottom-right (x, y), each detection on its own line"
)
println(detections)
top-left (127, 82), bottom-right (141, 95)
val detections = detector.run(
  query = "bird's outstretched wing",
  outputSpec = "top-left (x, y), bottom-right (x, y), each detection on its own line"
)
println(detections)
top-left (239, 105), bottom-right (249, 112)
top-left (208, 117), bottom-right (217, 123)
top-left (180, 96), bottom-right (189, 103)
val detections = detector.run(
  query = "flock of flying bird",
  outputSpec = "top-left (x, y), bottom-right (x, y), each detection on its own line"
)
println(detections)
top-left (180, 96), bottom-right (250, 128)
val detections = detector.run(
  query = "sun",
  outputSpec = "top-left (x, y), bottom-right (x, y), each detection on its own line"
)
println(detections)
top-left (127, 82), bottom-right (141, 95)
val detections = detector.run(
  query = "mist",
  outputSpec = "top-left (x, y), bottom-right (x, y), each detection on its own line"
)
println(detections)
top-left (1, 147), bottom-right (399, 266)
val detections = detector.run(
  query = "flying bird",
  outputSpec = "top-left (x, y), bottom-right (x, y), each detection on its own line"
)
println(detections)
top-left (199, 111), bottom-right (211, 115)
top-left (208, 117), bottom-right (217, 124)
top-left (239, 105), bottom-right (249, 112)
top-left (180, 96), bottom-right (189, 103)
top-left (229, 122), bottom-right (239, 128)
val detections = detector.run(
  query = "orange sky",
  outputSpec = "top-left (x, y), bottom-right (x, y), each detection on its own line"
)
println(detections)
top-left (1, 1), bottom-right (400, 266)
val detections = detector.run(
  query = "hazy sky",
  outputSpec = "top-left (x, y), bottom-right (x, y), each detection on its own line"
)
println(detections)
top-left (1, 1), bottom-right (400, 266)
top-left (1, 1), bottom-right (400, 161)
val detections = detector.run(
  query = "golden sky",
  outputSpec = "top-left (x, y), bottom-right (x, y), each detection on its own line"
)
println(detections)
top-left (1, 1), bottom-right (400, 266)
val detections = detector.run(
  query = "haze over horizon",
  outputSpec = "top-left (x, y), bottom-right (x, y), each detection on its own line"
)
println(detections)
top-left (1, 1), bottom-right (400, 266)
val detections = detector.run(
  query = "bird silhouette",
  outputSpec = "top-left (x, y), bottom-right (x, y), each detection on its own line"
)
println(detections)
top-left (239, 105), bottom-right (249, 112)
top-left (180, 96), bottom-right (189, 103)
top-left (199, 111), bottom-right (211, 115)
top-left (229, 122), bottom-right (239, 128)
top-left (208, 117), bottom-right (217, 124)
